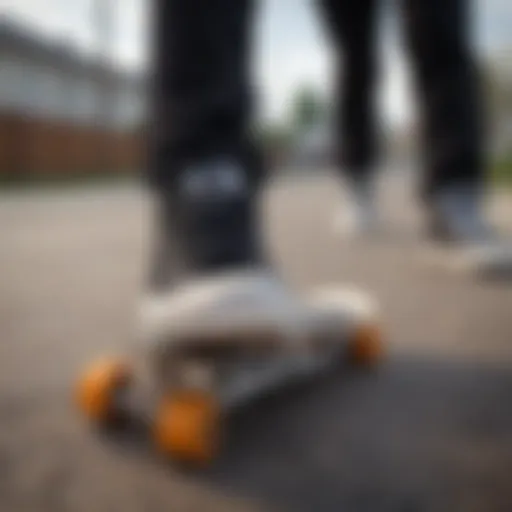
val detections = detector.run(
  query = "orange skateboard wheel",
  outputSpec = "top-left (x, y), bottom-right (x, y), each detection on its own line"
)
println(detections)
top-left (76, 358), bottom-right (131, 423)
top-left (154, 391), bottom-right (220, 465)
top-left (348, 324), bottom-right (383, 366)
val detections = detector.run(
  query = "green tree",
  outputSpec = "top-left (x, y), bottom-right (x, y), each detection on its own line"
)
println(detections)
top-left (484, 56), bottom-right (512, 186)
top-left (291, 85), bottom-right (326, 133)
top-left (485, 60), bottom-right (512, 144)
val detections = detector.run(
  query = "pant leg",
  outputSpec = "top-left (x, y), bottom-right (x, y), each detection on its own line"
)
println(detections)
top-left (146, 0), bottom-right (263, 285)
top-left (317, 0), bottom-right (380, 182)
top-left (400, 0), bottom-right (485, 202)
top-left (147, 0), bottom-right (261, 191)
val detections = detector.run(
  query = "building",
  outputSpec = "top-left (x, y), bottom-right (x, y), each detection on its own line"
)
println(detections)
top-left (0, 17), bottom-right (147, 178)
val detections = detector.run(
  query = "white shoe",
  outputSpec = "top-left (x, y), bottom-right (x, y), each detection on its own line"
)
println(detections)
top-left (423, 185), bottom-right (512, 277)
top-left (428, 184), bottom-right (494, 244)
top-left (333, 179), bottom-right (378, 237)
top-left (140, 269), bottom-right (377, 349)
top-left (140, 269), bottom-right (311, 351)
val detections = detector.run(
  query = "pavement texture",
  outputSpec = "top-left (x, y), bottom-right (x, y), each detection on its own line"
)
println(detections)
top-left (0, 171), bottom-right (511, 512)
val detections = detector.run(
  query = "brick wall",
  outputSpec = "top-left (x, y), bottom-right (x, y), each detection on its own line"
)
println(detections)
top-left (0, 112), bottom-right (145, 178)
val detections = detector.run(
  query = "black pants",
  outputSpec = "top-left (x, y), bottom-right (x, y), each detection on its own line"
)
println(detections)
top-left (147, 0), bottom-right (484, 274)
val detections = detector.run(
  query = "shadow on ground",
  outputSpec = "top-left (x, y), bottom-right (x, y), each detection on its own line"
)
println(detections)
top-left (98, 353), bottom-right (512, 512)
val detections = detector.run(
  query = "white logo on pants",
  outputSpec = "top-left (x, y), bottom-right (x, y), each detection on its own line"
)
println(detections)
top-left (180, 160), bottom-right (247, 200)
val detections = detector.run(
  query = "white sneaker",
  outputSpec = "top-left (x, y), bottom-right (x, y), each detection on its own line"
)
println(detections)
top-left (424, 185), bottom-right (512, 277)
top-left (428, 184), bottom-right (494, 244)
top-left (333, 178), bottom-right (378, 237)
top-left (139, 268), bottom-right (377, 359)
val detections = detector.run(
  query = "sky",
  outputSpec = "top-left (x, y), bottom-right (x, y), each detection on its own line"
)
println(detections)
top-left (1, 0), bottom-right (511, 127)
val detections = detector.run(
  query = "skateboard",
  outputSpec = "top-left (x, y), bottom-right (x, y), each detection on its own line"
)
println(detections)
top-left (75, 272), bottom-right (384, 466)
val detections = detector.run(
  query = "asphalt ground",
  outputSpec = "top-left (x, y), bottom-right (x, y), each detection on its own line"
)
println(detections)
top-left (0, 171), bottom-right (511, 511)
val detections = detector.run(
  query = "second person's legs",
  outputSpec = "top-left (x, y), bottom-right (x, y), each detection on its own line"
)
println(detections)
top-left (318, 0), bottom-right (381, 233)
top-left (401, 0), bottom-right (484, 201)
top-left (318, 0), bottom-right (380, 184)
top-left (401, 0), bottom-right (491, 242)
